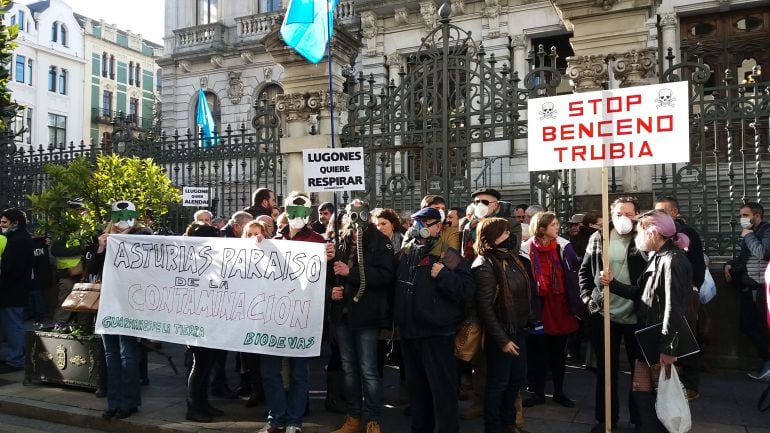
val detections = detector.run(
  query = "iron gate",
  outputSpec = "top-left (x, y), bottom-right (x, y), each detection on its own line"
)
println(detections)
top-left (0, 99), bottom-right (284, 234)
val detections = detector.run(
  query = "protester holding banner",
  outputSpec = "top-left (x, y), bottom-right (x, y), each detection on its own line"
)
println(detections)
top-left (522, 211), bottom-right (582, 410)
top-left (88, 201), bottom-right (152, 420)
top-left (471, 217), bottom-right (533, 433)
top-left (579, 197), bottom-right (647, 433)
top-left (599, 209), bottom-right (693, 433)
top-left (393, 207), bottom-right (474, 433)
top-left (259, 192), bottom-right (331, 433)
top-left (329, 199), bottom-right (395, 433)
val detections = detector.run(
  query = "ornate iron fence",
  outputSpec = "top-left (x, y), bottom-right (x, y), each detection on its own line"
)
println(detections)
top-left (0, 100), bottom-right (284, 234)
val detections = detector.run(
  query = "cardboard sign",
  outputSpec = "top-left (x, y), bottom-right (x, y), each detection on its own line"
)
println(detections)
top-left (303, 147), bottom-right (366, 192)
top-left (527, 81), bottom-right (689, 171)
top-left (182, 186), bottom-right (210, 207)
top-left (95, 234), bottom-right (327, 357)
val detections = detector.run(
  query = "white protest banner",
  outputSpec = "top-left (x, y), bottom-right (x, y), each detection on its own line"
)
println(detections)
top-left (182, 187), bottom-right (210, 207)
top-left (527, 81), bottom-right (689, 171)
top-left (303, 147), bottom-right (366, 192)
top-left (95, 234), bottom-right (327, 357)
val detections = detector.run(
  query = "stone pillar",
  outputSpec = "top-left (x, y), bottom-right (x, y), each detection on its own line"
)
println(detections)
top-left (263, 27), bottom-right (361, 196)
top-left (659, 13), bottom-right (679, 66)
top-left (512, 34), bottom-right (529, 154)
top-left (567, 55), bottom-right (609, 198)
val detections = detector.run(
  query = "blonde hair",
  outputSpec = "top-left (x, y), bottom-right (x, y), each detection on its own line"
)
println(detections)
top-left (242, 220), bottom-right (268, 238)
top-left (529, 211), bottom-right (557, 238)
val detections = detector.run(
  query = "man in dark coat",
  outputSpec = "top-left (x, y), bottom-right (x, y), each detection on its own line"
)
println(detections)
top-left (329, 199), bottom-right (394, 433)
top-left (0, 208), bottom-right (34, 373)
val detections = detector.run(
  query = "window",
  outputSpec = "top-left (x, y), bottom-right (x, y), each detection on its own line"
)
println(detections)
top-left (15, 55), bottom-right (24, 83)
top-left (102, 91), bottom-right (113, 116)
top-left (10, 15), bottom-right (15, 27)
top-left (60, 25), bottom-right (67, 46)
top-left (135, 64), bottom-right (140, 86)
top-left (195, 91), bottom-right (221, 136)
top-left (128, 62), bottom-right (134, 85)
top-left (197, 0), bottom-right (219, 24)
top-left (26, 59), bottom-right (32, 85)
top-left (48, 66), bottom-right (57, 92)
top-left (109, 55), bottom-right (115, 79)
top-left (51, 21), bottom-right (58, 42)
top-left (260, 0), bottom-right (281, 13)
top-left (25, 108), bottom-right (32, 144)
top-left (18, 11), bottom-right (24, 31)
top-left (58, 69), bottom-right (67, 94)
top-left (47, 113), bottom-right (66, 146)
top-left (129, 97), bottom-right (139, 125)
top-left (101, 52), bottom-right (107, 77)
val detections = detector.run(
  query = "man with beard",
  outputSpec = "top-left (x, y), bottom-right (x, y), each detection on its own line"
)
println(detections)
top-left (393, 207), bottom-right (474, 433)
top-left (244, 188), bottom-right (277, 219)
top-left (330, 199), bottom-right (395, 433)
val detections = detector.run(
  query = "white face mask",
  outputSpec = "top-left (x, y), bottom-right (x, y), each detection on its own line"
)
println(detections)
top-left (438, 208), bottom-right (446, 223)
top-left (473, 204), bottom-right (489, 219)
top-left (612, 215), bottom-right (634, 235)
top-left (289, 217), bottom-right (308, 230)
top-left (634, 230), bottom-right (650, 252)
top-left (115, 219), bottom-right (134, 230)
top-left (0, 228), bottom-right (7, 234)
top-left (740, 217), bottom-right (753, 229)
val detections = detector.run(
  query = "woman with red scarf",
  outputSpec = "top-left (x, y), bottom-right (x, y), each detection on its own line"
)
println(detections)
top-left (522, 211), bottom-right (584, 408)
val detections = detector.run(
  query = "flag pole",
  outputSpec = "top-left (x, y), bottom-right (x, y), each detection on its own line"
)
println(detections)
top-left (324, 0), bottom-right (341, 246)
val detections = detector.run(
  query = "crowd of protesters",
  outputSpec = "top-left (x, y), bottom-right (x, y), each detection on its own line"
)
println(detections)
top-left (2, 186), bottom-right (770, 433)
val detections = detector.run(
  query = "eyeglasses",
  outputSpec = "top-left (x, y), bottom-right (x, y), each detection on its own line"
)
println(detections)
top-left (474, 199), bottom-right (498, 206)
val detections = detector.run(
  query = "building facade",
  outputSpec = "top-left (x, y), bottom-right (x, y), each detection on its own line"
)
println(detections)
top-left (7, 0), bottom-right (85, 150)
top-left (77, 15), bottom-right (163, 145)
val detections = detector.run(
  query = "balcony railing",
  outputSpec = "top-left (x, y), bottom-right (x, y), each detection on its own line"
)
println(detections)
top-left (235, 12), bottom-right (282, 44)
top-left (92, 107), bottom-right (154, 131)
top-left (173, 22), bottom-right (226, 53)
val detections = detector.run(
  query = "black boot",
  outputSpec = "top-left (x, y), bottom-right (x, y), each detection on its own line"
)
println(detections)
top-left (186, 400), bottom-right (213, 423)
top-left (630, 391), bottom-right (667, 433)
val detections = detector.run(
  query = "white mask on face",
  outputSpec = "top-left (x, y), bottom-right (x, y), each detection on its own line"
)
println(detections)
top-left (740, 217), bottom-right (753, 229)
top-left (289, 217), bottom-right (308, 230)
top-left (634, 230), bottom-right (650, 252)
top-left (612, 215), bottom-right (634, 235)
top-left (438, 209), bottom-right (446, 222)
top-left (474, 204), bottom-right (489, 219)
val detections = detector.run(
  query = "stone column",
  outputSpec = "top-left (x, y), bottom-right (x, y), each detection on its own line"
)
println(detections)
top-left (659, 13), bottom-right (679, 66)
top-left (512, 34), bottom-right (529, 154)
top-left (263, 27), bottom-right (361, 196)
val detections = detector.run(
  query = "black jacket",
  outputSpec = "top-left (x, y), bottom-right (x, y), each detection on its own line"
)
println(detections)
top-left (86, 226), bottom-right (153, 276)
top-left (472, 252), bottom-right (533, 350)
top-left (330, 224), bottom-right (396, 329)
top-left (243, 204), bottom-right (271, 219)
top-left (608, 242), bottom-right (693, 356)
top-left (0, 228), bottom-right (33, 308)
top-left (393, 241), bottom-right (475, 339)
top-left (675, 218), bottom-right (706, 288)
top-left (579, 229), bottom-right (647, 312)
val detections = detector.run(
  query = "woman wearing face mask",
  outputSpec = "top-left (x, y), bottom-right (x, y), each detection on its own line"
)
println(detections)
top-left (87, 201), bottom-right (153, 421)
top-left (472, 217), bottom-right (533, 433)
top-left (522, 211), bottom-right (582, 409)
top-left (599, 209), bottom-right (692, 433)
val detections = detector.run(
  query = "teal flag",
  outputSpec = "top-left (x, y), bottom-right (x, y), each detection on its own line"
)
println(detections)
top-left (196, 88), bottom-right (219, 147)
top-left (280, 0), bottom-right (336, 64)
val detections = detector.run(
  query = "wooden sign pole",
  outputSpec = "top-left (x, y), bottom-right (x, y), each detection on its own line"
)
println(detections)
top-left (601, 167), bottom-right (612, 433)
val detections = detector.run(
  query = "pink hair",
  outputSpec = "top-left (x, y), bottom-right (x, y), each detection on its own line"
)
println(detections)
top-left (641, 209), bottom-right (690, 250)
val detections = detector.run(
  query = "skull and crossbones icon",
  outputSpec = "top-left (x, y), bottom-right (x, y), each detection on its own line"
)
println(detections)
top-left (539, 102), bottom-right (557, 120)
top-left (655, 88), bottom-right (676, 108)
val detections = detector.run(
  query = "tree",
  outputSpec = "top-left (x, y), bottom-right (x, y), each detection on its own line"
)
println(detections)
top-left (28, 155), bottom-right (181, 247)
top-left (0, 0), bottom-right (20, 131)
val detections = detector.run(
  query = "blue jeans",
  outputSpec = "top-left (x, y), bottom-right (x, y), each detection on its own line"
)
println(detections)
top-left (484, 333), bottom-right (526, 433)
top-left (337, 325), bottom-right (381, 421)
top-left (102, 334), bottom-right (141, 411)
top-left (0, 307), bottom-right (25, 367)
top-left (260, 355), bottom-right (309, 428)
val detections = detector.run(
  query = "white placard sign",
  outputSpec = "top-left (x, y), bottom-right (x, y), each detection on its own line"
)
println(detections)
top-left (527, 81), bottom-right (690, 171)
top-left (303, 147), bottom-right (366, 192)
top-left (182, 187), bottom-right (210, 207)
top-left (95, 234), bottom-right (327, 357)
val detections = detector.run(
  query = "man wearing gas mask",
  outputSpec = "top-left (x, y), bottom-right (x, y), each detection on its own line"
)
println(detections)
top-left (578, 196), bottom-right (647, 433)
top-left (393, 207), bottom-right (475, 433)
top-left (329, 199), bottom-right (395, 433)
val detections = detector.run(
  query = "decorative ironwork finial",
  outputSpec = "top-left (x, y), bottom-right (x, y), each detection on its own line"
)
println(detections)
top-left (439, 2), bottom-right (452, 20)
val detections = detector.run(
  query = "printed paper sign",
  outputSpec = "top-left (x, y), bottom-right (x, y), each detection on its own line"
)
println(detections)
top-left (182, 187), bottom-right (210, 207)
top-left (95, 234), bottom-right (327, 357)
top-left (527, 81), bottom-right (689, 171)
top-left (303, 147), bottom-right (366, 192)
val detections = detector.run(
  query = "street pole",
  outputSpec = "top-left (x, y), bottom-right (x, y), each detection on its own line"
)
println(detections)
top-left (601, 167), bottom-right (611, 433)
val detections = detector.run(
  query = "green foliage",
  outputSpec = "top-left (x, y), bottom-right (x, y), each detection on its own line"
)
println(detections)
top-left (28, 155), bottom-right (181, 247)
top-left (0, 0), bottom-right (20, 130)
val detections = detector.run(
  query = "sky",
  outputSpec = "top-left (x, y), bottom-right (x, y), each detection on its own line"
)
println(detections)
top-left (22, 0), bottom-right (166, 45)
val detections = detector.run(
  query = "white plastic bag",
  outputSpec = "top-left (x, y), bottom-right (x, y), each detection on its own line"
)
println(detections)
top-left (656, 366), bottom-right (692, 433)
top-left (699, 267), bottom-right (716, 304)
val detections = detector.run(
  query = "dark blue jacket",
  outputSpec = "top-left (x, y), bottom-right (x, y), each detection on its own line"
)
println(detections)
top-left (393, 242), bottom-right (475, 339)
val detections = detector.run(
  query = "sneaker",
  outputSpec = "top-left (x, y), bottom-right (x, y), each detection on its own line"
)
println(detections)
top-left (749, 362), bottom-right (770, 381)
top-left (285, 427), bottom-right (302, 433)
top-left (258, 424), bottom-right (286, 433)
